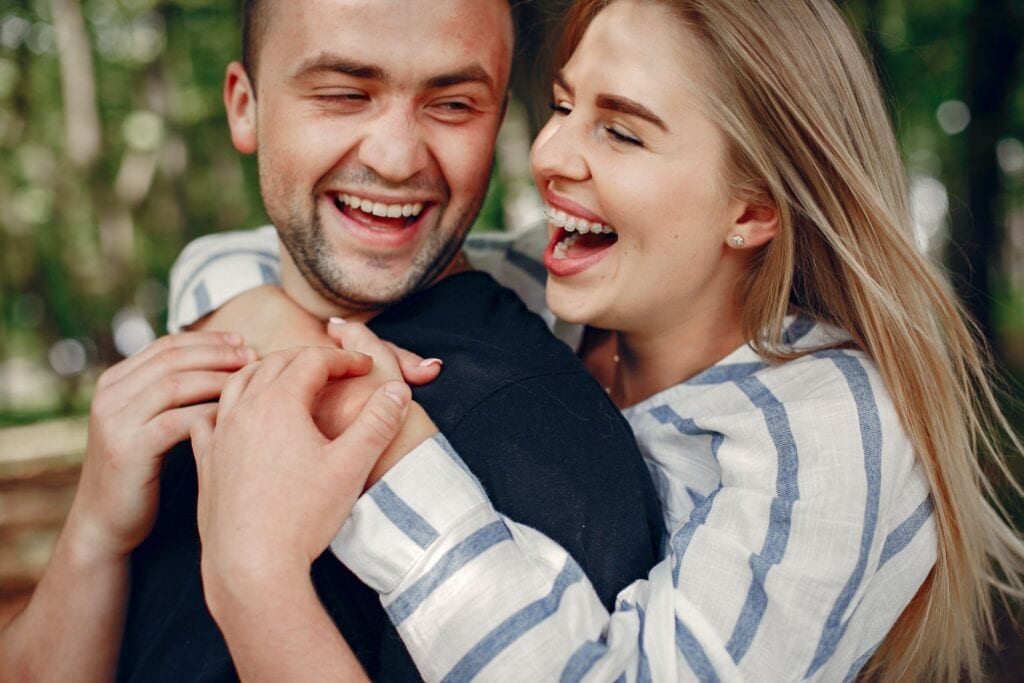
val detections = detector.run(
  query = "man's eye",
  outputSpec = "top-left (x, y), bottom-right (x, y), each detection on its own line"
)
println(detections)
top-left (314, 92), bottom-right (368, 103)
top-left (605, 125), bottom-right (643, 147)
top-left (548, 101), bottom-right (572, 116)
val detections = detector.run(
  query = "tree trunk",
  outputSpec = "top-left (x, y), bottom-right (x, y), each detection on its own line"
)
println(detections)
top-left (949, 0), bottom-right (1024, 359)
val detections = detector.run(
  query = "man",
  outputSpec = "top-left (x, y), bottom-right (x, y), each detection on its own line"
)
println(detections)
top-left (115, 0), bottom-right (662, 680)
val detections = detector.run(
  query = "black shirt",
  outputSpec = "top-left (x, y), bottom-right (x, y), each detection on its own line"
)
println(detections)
top-left (118, 272), bottom-right (663, 681)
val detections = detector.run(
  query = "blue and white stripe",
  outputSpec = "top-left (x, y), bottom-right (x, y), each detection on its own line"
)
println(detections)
top-left (170, 224), bottom-right (938, 681)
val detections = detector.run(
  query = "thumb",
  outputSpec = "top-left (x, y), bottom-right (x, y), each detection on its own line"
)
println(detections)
top-left (190, 409), bottom-right (216, 462)
top-left (387, 341), bottom-right (443, 386)
top-left (325, 381), bottom-right (411, 478)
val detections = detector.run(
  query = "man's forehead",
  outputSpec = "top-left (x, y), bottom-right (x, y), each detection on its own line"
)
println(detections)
top-left (261, 0), bottom-right (513, 88)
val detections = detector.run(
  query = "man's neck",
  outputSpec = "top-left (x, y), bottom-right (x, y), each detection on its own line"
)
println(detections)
top-left (277, 240), bottom-right (471, 323)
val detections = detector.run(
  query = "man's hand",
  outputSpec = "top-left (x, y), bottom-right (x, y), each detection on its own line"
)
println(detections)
top-left (0, 331), bottom-right (254, 682)
top-left (190, 347), bottom-right (411, 600)
top-left (68, 331), bottom-right (255, 562)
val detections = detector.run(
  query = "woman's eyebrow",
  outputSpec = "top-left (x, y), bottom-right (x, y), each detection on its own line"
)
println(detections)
top-left (596, 94), bottom-right (668, 131)
top-left (554, 72), bottom-right (573, 95)
top-left (554, 70), bottom-right (667, 131)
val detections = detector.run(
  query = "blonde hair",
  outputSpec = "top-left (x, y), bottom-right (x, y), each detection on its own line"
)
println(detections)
top-left (556, 1), bottom-right (1024, 680)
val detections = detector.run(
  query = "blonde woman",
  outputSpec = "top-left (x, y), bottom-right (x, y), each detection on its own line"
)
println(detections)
top-left (174, 0), bottom-right (1024, 679)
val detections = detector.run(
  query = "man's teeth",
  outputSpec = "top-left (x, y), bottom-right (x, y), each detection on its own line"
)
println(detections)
top-left (544, 206), bottom-right (615, 235)
top-left (338, 193), bottom-right (424, 219)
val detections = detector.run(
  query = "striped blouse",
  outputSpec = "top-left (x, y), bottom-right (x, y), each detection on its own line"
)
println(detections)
top-left (168, 226), bottom-right (937, 681)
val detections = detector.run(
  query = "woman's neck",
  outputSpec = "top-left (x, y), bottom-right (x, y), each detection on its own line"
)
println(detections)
top-left (583, 307), bottom-right (747, 409)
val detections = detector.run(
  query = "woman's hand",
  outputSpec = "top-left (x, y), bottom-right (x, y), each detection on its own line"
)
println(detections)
top-left (189, 285), bottom-right (334, 357)
top-left (316, 320), bottom-right (442, 485)
top-left (66, 331), bottom-right (255, 562)
top-left (190, 347), bottom-right (411, 597)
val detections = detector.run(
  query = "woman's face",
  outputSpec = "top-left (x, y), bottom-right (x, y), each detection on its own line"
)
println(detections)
top-left (532, 0), bottom-right (748, 335)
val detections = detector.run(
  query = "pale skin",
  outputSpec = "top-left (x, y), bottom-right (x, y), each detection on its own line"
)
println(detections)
top-left (0, 330), bottom-right (420, 682)
top-left (186, 0), bottom-right (515, 676)
top-left (3, 0), bottom-right (512, 677)
top-left (0, 332), bottom-right (254, 680)
top-left (186, 3), bottom-right (784, 675)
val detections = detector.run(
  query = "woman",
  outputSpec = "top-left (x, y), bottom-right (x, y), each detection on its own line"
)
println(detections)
top-left (175, 0), bottom-right (1024, 680)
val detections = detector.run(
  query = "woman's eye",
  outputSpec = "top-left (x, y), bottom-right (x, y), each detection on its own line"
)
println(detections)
top-left (605, 125), bottom-right (643, 147)
top-left (548, 101), bottom-right (572, 116)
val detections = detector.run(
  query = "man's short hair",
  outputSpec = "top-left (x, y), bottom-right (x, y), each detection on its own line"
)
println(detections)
top-left (241, 0), bottom-right (267, 85)
top-left (240, 0), bottom-right (520, 91)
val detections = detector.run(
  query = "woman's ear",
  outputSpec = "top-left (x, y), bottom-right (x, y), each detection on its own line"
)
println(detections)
top-left (726, 198), bottom-right (778, 249)
top-left (224, 61), bottom-right (258, 155)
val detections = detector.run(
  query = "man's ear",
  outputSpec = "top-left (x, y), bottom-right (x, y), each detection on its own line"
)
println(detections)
top-left (224, 61), bottom-right (257, 154)
top-left (727, 197), bottom-right (778, 249)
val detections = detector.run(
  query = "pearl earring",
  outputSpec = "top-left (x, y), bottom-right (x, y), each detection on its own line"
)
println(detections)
top-left (729, 234), bottom-right (746, 248)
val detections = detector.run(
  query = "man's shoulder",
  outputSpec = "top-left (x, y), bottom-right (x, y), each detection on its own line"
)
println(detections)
top-left (374, 271), bottom-right (577, 371)
top-left (371, 271), bottom-right (605, 433)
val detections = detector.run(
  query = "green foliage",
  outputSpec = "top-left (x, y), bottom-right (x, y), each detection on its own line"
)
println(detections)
top-left (0, 0), bottom-right (1022, 420)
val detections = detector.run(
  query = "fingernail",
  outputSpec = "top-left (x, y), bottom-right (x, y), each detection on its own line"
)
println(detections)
top-left (238, 347), bottom-right (259, 362)
top-left (223, 332), bottom-right (243, 346)
top-left (383, 382), bottom-right (410, 407)
top-left (419, 358), bottom-right (443, 368)
top-left (329, 316), bottom-right (346, 326)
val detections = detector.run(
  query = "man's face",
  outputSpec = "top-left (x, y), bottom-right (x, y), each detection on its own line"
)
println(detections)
top-left (231, 0), bottom-right (512, 309)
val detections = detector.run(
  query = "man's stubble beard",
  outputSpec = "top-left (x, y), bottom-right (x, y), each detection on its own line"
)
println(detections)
top-left (272, 185), bottom-right (484, 311)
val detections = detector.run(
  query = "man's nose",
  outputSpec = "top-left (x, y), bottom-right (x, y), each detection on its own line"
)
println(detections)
top-left (358, 107), bottom-right (430, 184)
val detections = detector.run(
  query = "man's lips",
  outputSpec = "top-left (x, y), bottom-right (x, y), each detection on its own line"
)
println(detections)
top-left (326, 193), bottom-right (436, 249)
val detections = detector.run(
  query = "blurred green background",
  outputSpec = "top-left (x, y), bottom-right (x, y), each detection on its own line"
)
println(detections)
top-left (0, 0), bottom-right (1023, 674)
top-left (0, 0), bottom-right (1022, 424)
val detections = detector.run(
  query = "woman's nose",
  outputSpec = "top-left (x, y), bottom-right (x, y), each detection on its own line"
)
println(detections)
top-left (530, 114), bottom-right (589, 183)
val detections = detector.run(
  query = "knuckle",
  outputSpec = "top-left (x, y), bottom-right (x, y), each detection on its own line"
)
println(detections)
top-left (96, 367), bottom-right (116, 390)
top-left (152, 412), bottom-right (181, 442)
top-left (364, 404), bottom-right (400, 444)
top-left (160, 374), bottom-right (184, 400)
top-left (90, 393), bottom-right (114, 420)
top-left (157, 346), bottom-right (184, 368)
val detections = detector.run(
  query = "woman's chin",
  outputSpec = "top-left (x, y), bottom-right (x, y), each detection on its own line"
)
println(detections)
top-left (546, 288), bottom-right (606, 328)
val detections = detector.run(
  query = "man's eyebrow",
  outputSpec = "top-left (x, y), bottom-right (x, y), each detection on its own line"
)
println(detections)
top-left (596, 94), bottom-right (668, 132)
top-left (421, 64), bottom-right (494, 91)
top-left (291, 54), bottom-right (388, 81)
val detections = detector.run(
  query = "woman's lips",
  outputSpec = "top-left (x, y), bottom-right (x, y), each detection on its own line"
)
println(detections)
top-left (544, 227), bottom-right (617, 277)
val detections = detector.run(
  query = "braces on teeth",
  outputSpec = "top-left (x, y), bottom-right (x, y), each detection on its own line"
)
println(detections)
top-left (544, 206), bottom-right (615, 235)
top-left (338, 193), bottom-right (424, 219)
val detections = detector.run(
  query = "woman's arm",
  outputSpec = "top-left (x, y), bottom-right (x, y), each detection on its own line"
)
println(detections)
top-left (330, 356), bottom-right (938, 681)
top-left (190, 346), bottom-right (434, 681)
top-left (167, 225), bottom-right (281, 334)
top-left (0, 332), bottom-right (253, 680)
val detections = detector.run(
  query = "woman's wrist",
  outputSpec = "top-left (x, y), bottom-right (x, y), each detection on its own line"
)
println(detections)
top-left (365, 401), bottom-right (439, 488)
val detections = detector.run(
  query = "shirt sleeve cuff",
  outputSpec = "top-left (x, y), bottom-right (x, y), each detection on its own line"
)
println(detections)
top-left (331, 434), bottom-right (490, 593)
top-left (167, 226), bottom-right (282, 332)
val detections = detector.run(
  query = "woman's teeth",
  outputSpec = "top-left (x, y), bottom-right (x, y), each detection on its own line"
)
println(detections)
top-left (546, 205), bottom-right (617, 261)
top-left (337, 193), bottom-right (424, 219)
top-left (544, 206), bottom-right (615, 235)
top-left (552, 233), bottom-right (580, 260)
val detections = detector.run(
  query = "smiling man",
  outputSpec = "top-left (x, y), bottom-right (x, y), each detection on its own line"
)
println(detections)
top-left (235, 0), bottom-right (508, 315)
top-left (112, 1), bottom-right (664, 680)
